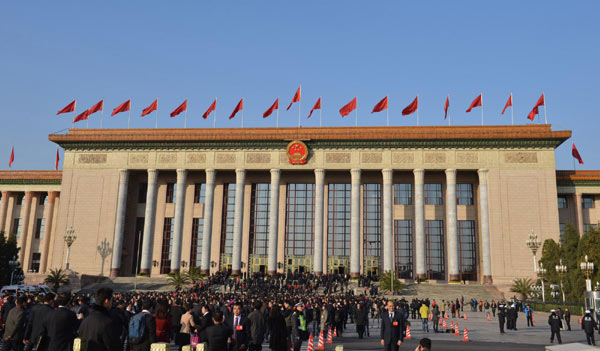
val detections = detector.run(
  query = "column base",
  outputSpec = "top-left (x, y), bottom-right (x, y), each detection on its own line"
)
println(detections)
top-left (448, 274), bottom-right (460, 281)
top-left (268, 270), bottom-right (277, 276)
top-left (315, 271), bottom-right (323, 276)
top-left (416, 273), bottom-right (427, 280)
top-left (483, 275), bottom-right (493, 284)
top-left (140, 268), bottom-right (150, 276)
top-left (351, 272), bottom-right (360, 278)
top-left (200, 269), bottom-right (210, 276)
top-left (232, 269), bottom-right (241, 276)
top-left (171, 268), bottom-right (180, 274)
top-left (110, 268), bottom-right (119, 278)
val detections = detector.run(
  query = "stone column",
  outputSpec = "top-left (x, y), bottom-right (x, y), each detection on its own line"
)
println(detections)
top-left (0, 191), bottom-right (10, 234)
top-left (200, 169), bottom-right (216, 275)
top-left (414, 169), bottom-right (426, 279)
top-left (140, 169), bottom-right (159, 275)
top-left (350, 169), bottom-right (361, 277)
top-left (231, 169), bottom-right (246, 275)
top-left (170, 169), bottom-right (188, 273)
top-left (110, 169), bottom-right (129, 278)
top-left (478, 169), bottom-right (493, 284)
top-left (575, 193), bottom-right (584, 235)
top-left (39, 191), bottom-right (57, 274)
top-left (382, 169), bottom-right (394, 273)
top-left (18, 192), bottom-right (33, 266)
top-left (313, 169), bottom-right (326, 275)
top-left (268, 169), bottom-right (281, 275)
top-left (446, 169), bottom-right (459, 281)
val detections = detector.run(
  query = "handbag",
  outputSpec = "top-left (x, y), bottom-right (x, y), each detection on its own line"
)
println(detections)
top-left (190, 333), bottom-right (200, 348)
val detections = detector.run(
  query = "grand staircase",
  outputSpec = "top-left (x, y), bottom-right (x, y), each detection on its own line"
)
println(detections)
top-left (81, 276), bottom-right (173, 292)
top-left (394, 283), bottom-right (503, 301)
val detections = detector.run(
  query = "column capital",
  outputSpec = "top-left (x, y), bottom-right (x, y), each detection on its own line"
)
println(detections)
top-left (205, 169), bottom-right (216, 184)
top-left (147, 168), bottom-right (159, 177)
top-left (48, 191), bottom-right (58, 203)
top-left (270, 168), bottom-right (281, 175)
top-left (235, 168), bottom-right (246, 175)
top-left (445, 168), bottom-right (457, 182)
top-left (382, 169), bottom-right (394, 184)
top-left (176, 168), bottom-right (188, 176)
top-left (118, 169), bottom-right (129, 182)
top-left (350, 168), bottom-right (361, 183)
top-left (445, 168), bottom-right (457, 175)
top-left (314, 169), bottom-right (326, 182)
top-left (24, 191), bottom-right (33, 202)
top-left (478, 168), bottom-right (489, 184)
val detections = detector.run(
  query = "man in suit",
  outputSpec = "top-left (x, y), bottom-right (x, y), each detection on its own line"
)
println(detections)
top-left (226, 302), bottom-right (250, 351)
top-left (196, 304), bottom-right (213, 343)
top-left (380, 300), bottom-right (404, 351)
top-left (131, 299), bottom-right (156, 351)
top-left (78, 287), bottom-right (121, 351)
top-left (2, 296), bottom-right (27, 351)
top-left (23, 293), bottom-right (54, 350)
top-left (43, 293), bottom-right (79, 351)
top-left (206, 311), bottom-right (232, 351)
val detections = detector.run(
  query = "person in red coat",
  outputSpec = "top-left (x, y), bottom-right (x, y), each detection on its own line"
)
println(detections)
top-left (154, 301), bottom-right (172, 343)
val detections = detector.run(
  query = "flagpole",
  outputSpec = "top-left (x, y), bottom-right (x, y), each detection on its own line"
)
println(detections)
top-left (128, 97), bottom-right (131, 129)
top-left (213, 97), bottom-right (217, 128)
top-left (387, 94), bottom-right (390, 127)
top-left (510, 92), bottom-right (514, 125)
top-left (355, 100), bottom-right (358, 127)
top-left (184, 97), bottom-right (188, 128)
top-left (276, 98), bottom-right (280, 128)
top-left (241, 97), bottom-right (244, 128)
top-left (543, 91), bottom-right (548, 124)
top-left (319, 101), bottom-right (322, 128)
top-left (448, 94), bottom-right (451, 126)
top-left (298, 85), bottom-right (301, 128)
top-left (416, 94), bottom-right (420, 126)
top-left (480, 92), bottom-right (484, 126)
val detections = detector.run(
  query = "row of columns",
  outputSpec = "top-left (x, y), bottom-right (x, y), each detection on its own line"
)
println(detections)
top-left (109, 167), bottom-right (492, 282)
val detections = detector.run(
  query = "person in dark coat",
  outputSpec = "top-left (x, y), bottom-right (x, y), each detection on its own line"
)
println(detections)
top-left (380, 300), bottom-right (404, 351)
top-left (77, 288), bottom-right (121, 351)
top-left (564, 308), bottom-right (571, 331)
top-left (1, 296), bottom-right (16, 329)
top-left (206, 311), bottom-right (232, 351)
top-left (247, 301), bottom-right (266, 351)
top-left (43, 293), bottom-right (79, 351)
top-left (582, 310), bottom-right (597, 345)
top-left (226, 302), bottom-right (250, 351)
top-left (169, 299), bottom-right (185, 340)
top-left (2, 296), bottom-right (27, 351)
top-left (23, 292), bottom-right (54, 350)
top-left (130, 299), bottom-right (156, 351)
top-left (548, 310), bottom-right (563, 344)
top-left (196, 304), bottom-right (213, 343)
top-left (354, 303), bottom-right (368, 339)
top-left (498, 303), bottom-right (506, 334)
top-left (267, 308), bottom-right (288, 351)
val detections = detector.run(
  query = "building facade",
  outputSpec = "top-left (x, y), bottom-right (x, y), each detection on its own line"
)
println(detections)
top-left (2, 124), bottom-right (597, 291)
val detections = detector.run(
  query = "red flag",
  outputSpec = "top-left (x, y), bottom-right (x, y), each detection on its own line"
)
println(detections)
top-left (57, 100), bottom-right (76, 115)
top-left (73, 109), bottom-right (90, 123)
top-left (286, 86), bottom-right (301, 110)
top-left (229, 98), bottom-right (244, 119)
top-left (308, 97), bottom-right (321, 118)
top-left (170, 99), bottom-right (187, 117)
top-left (203, 99), bottom-right (216, 119)
top-left (339, 97), bottom-right (357, 117)
top-left (8, 147), bottom-right (14, 168)
top-left (55, 148), bottom-right (60, 170)
top-left (402, 96), bottom-right (419, 116)
top-left (444, 95), bottom-right (450, 120)
top-left (111, 99), bottom-right (131, 116)
top-left (263, 98), bottom-right (279, 118)
top-left (501, 94), bottom-right (512, 115)
top-left (88, 100), bottom-right (104, 115)
top-left (527, 94), bottom-right (545, 121)
top-left (141, 99), bottom-right (158, 117)
top-left (371, 96), bottom-right (388, 113)
top-left (466, 94), bottom-right (482, 113)
top-left (572, 143), bottom-right (583, 164)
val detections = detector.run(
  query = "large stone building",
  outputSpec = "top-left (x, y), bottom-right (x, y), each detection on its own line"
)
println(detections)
top-left (1, 124), bottom-right (598, 292)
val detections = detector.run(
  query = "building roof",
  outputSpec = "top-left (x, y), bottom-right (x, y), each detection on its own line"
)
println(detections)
top-left (0, 171), bottom-right (62, 185)
top-left (49, 124), bottom-right (571, 150)
top-left (556, 170), bottom-right (600, 186)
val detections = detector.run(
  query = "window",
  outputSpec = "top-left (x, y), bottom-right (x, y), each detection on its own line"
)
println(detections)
top-left (39, 193), bottom-right (48, 206)
top-left (425, 220), bottom-right (445, 280)
top-left (249, 184), bottom-right (270, 256)
top-left (29, 253), bottom-right (41, 273)
top-left (285, 183), bottom-right (315, 256)
top-left (34, 218), bottom-right (45, 239)
top-left (160, 218), bottom-right (173, 274)
top-left (424, 184), bottom-right (443, 205)
top-left (582, 195), bottom-right (595, 209)
top-left (194, 183), bottom-right (206, 204)
top-left (16, 193), bottom-right (24, 206)
top-left (11, 218), bottom-right (21, 241)
top-left (559, 223), bottom-right (566, 242)
top-left (166, 183), bottom-right (176, 203)
top-left (583, 223), bottom-right (598, 233)
top-left (394, 184), bottom-right (412, 205)
top-left (131, 218), bottom-right (144, 275)
top-left (220, 184), bottom-right (236, 255)
top-left (458, 220), bottom-right (477, 280)
top-left (394, 220), bottom-right (413, 279)
top-left (363, 184), bottom-right (381, 258)
top-left (456, 184), bottom-right (474, 205)
top-left (557, 196), bottom-right (568, 209)
top-left (138, 183), bottom-right (148, 203)
top-left (328, 184), bottom-right (350, 257)
top-left (190, 218), bottom-right (204, 267)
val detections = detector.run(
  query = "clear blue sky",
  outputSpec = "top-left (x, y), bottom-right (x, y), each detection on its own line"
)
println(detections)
top-left (1, 1), bottom-right (598, 170)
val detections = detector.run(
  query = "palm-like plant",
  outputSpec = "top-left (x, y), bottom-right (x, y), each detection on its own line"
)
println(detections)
top-left (510, 277), bottom-right (533, 299)
top-left (167, 271), bottom-right (190, 290)
top-left (44, 268), bottom-right (70, 292)
top-left (184, 266), bottom-right (203, 285)
top-left (379, 271), bottom-right (403, 294)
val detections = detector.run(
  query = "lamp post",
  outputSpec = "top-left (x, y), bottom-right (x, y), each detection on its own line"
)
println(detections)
top-left (63, 226), bottom-right (77, 270)
top-left (526, 230), bottom-right (542, 272)
top-left (9, 256), bottom-right (18, 285)
top-left (580, 255), bottom-right (595, 292)
top-left (555, 259), bottom-right (567, 303)
top-left (536, 262), bottom-right (547, 303)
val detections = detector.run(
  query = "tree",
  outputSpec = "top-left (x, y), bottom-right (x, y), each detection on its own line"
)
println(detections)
top-left (167, 271), bottom-right (190, 290)
top-left (44, 268), bottom-right (70, 292)
top-left (0, 231), bottom-right (21, 287)
top-left (578, 226), bottom-right (600, 293)
top-left (184, 266), bottom-right (203, 285)
top-left (510, 277), bottom-right (534, 299)
top-left (379, 271), bottom-right (403, 294)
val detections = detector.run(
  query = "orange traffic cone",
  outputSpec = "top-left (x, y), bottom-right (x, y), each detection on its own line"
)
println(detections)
top-left (442, 318), bottom-right (447, 329)
top-left (579, 316), bottom-right (583, 326)
top-left (307, 334), bottom-right (314, 351)
top-left (532, 315), bottom-right (536, 324)
top-left (487, 313), bottom-right (491, 321)
top-left (454, 322), bottom-right (460, 336)
top-left (326, 328), bottom-right (333, 344)
top-left (405, 325), bottom-right (412, 340)
top-left (463, 312), bottom-right (467, 321)
top-left (462, 327), bottom-right (471, 342)
top-left (289, 342), bottom-right (294, 351)
top-left (334, 327), bottom-right (337, 338)
top-left (429, 312), bottom-right (433, 320)
top-left (438, 316), bottom-right (443, 326)
top-left (316, 330), bottom-right (325, 350)
top-left (451, 320), bottom-right (454, 330)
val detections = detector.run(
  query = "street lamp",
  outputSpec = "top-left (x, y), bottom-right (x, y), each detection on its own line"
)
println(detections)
top-left (9, 256), bottom-right (18, 285)
top-left (63, 226), bottom-right (77, 270)
top-left (555, 259), bottom-right (567, 303)
top-left (536, 262), bottom-right (547, 303)
top-left (526, 230), bottom-right (542, 272)
top-left (580, 255), bottom-right (595, 291)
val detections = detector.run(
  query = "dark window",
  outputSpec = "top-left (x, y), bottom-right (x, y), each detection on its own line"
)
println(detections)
top-left (456, 184), bottom-right (474, 205)
top-left (29, 252), bottom-right (41, 273)
top-left (394, 184), bottom-right (412, 205)
top-left (582, 195), bottom-right (595, 209)
top-left (584, 223), bottom-right (598, 233)
top-left (394, 220), bottom-right (413, 279)
top-left (166, 183), bottom-right (175, 203)
top-left (285, 183), bottom-right (315, 256)
top-left (363, 184), bottom-right (381, 258)
top-left (11, 218), bottom-right (21, 241)
top-left (190, 218), bottom-right (204, 268)
top-left (559, 223), bottom-right (566, 242)
top-left (424, 184), bottom-right (443, 205)
top-left (557, 196), bottom-right (568, 209)
top-left (131, 218), bottom-right (144, 275)
top-left (34, 218), bottom-right (45, 239)
top-left (16, 193), bottom-right (24, 206)
top-left (250, 184), bottom-right (270, 256)
top-left (220, 184), bottom-right (236, 255)
top-left (458, 220), bottom-right (477, 281)
top-left (39, 192), bottom-right (48, 206)
top-left (160, 218), bottom-right (173, 274)
top-left (328, 184), bottom-right (350, 257)
top-left (425, 220), bottom-right (445, 280)
top-left (194, 183), bottom-right (206, 204)
top-left (138, 183), bottom-right (148, 203)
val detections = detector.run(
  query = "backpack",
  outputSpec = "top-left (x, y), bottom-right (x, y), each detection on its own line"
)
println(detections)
top-left (128, 312), bottom-right (147, 345)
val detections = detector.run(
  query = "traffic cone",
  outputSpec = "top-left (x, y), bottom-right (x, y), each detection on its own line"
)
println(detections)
top-left (289, 342), bottom-right (294, 351)
top-left (334, 327), bottom-right (337, 338)
top-left (532, 315), bottom-right (535, 324)
top-left (442, 318), bottom-right (447, 329)
top-left (316, 330), bottom-right (325, 350)
top-left (451, 320), bottom-right (454, 331)
top-left (307, 334), bottom-right (314, 351)
top-left (463, 312), bottom-right (467, 321)
top-left (487, 313), bottom-right (491, 321)
top-left (405, 325), bottom-right (412, 340)
top-left (462, 327), bottom-right (471, 342)
top-left (429, 312), bottom-right (433, 320)
top-left (454, 322), bottom-right (460, 336)
top-left (579, 316), bottom-right (582, 326)
top-left (326, 328), bottom-right (333, 344)
top-left (438, 316), bottom-right (443, 326)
